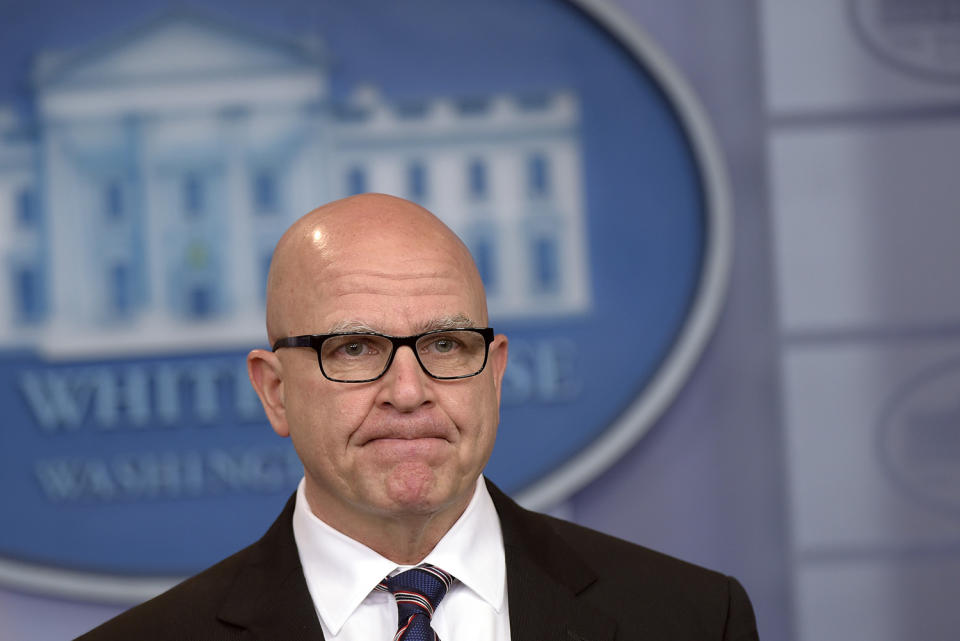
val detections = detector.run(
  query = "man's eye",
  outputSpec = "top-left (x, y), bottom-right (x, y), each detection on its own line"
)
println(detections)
top-left (428, 338), bottom-right (458, 354)
top-left (341, 342), bottom-right (375, 357)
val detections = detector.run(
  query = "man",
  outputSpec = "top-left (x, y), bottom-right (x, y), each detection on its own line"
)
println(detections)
top-left (77, 194), bottom-right (758, 640)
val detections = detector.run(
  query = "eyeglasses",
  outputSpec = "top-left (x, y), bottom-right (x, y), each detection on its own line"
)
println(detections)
top-left (272, 327), bottom-right (495, 383)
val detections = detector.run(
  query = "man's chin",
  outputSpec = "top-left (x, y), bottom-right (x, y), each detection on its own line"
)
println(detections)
top-left (376, 462), bottom-right (467, 518)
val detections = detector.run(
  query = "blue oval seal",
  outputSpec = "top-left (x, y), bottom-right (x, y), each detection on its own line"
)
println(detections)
top-left (0, 0), bottom-right (729, 601)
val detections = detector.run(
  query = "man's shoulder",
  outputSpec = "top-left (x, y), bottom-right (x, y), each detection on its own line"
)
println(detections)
top-left (489, 480), bottom-right (731, 590)
top-left (545, 513), bottom-right (757, 638)
top-left (74, 540), bottom-right (257, 640)
top-left (537, 507), bottom-right (732, 590)
top-left (74, 493), bottom-right (305, 641)
top-left (556, 515), bottom-right (727, 587)
top-left (488, 482), bottom-right (758, 639)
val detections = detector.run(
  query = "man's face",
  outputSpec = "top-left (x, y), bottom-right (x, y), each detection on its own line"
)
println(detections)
top-left (266, 225), bottom-right (507, 527)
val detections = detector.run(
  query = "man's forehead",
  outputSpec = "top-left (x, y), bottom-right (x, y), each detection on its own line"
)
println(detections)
top-left (318, 266), bottom-right (468, 294)
top-left (267, 195), bottom-right (488, 341)
top-left (311, 287), bottom-right (485, 333)
top-left (276, 252), bottom-right (488, 337)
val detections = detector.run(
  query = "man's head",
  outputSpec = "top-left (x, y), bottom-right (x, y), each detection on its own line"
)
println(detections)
top-left (247, 194), bottom-right (508, 546)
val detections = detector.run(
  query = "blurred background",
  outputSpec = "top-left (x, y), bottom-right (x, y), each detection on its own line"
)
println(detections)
top-left (2, 0), bottom-right (959, 639)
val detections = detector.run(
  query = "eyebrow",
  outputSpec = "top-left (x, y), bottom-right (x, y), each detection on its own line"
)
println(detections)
top-left (327, 314), bottom-right (477, 335)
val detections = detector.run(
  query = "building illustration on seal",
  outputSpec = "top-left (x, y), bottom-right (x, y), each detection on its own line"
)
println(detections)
top-left (0, 11), bottom-right (590, 357)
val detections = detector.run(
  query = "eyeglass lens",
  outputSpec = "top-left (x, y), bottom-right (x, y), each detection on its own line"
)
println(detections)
top-left (319, 330), bottom-right (488, 381)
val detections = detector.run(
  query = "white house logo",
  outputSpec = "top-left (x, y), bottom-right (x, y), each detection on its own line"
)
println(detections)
top-left (851, 0), bottom-right (960, 79)
top-left (878, 358), bottom-right (960, 514)
top-left (0, 1), bottom-right (729, 601)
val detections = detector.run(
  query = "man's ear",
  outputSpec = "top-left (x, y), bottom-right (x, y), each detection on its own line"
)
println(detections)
top-left (247, 349), bottom-right (290, 437)
top-left (489, 334), bottom-right (509, 402)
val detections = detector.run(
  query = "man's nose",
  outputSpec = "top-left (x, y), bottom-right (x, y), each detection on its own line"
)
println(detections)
top-left (376, 345), bottom-right (431, 410)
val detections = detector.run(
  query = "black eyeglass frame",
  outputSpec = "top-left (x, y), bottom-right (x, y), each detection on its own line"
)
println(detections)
top-left (272, 327), bottom-right (495, 383)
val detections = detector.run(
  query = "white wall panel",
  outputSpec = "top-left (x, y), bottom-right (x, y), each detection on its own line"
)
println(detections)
top-left (771, 121), bottom-right (960, 333)
top-left (783, 343), bottom-right (960, 550)
top-left (796, 558), bottom-right (960, 641)
top-left (762, 1), bottom-right (960, 115)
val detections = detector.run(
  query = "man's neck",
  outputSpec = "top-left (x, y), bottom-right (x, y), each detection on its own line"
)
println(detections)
top-left (302, 481), bottom-right (475, 564)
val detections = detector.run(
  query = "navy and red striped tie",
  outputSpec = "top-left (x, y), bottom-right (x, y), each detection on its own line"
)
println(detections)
top-left (377, 564), bottom-right (454, 641)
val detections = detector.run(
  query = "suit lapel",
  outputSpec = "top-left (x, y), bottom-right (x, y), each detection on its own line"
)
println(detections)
top-left (216, 494), bottom-right (326, 641)
top-left (488, 480), bottom-right (617, 641)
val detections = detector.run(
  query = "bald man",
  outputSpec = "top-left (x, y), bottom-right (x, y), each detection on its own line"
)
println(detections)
top-left (77, 195), bottom-right (758, 641)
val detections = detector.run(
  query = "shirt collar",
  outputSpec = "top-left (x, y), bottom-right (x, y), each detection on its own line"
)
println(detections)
top-left (292, 475), bottom-right (506, 635)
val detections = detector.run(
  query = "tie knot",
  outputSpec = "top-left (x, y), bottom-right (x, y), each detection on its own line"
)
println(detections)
top-left (379, 564), bottom-right (454, 618)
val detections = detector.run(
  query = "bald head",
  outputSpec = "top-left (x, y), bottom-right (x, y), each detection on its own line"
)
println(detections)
top-left (265, 193), bottom-right (488, 343)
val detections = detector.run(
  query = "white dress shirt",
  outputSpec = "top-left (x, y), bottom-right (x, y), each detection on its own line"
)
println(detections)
top-left (292, 475), bottom-right (511, 640)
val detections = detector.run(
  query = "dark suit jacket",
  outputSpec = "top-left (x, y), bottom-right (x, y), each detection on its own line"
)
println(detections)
top-left (76, 480), bottom-right (758, 640)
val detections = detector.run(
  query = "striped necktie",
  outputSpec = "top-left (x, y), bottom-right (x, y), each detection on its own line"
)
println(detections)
top-left (376, 564), bottom-right (454, 641)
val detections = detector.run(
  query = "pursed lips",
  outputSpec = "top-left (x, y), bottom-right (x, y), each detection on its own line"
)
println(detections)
top-left (357, 425), bottom-right (453, 447)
